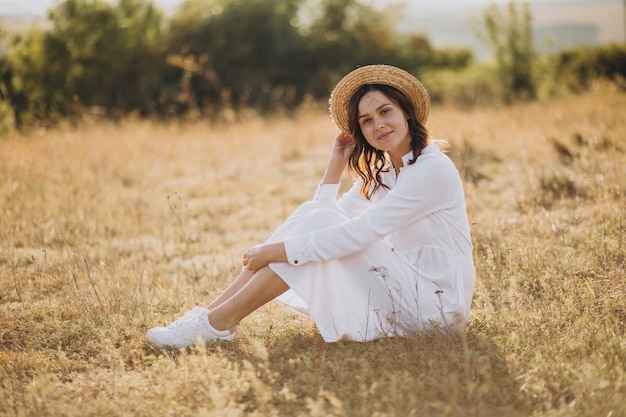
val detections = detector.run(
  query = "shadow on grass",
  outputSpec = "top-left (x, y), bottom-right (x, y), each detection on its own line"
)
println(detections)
top-left (218, 325), bottom-right (528, 417)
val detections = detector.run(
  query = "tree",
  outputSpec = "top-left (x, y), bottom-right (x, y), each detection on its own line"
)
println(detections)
top-left (3, 0), bottom-right (474, 126)
top-left (8, 0), bottom-right (167, 125)
top-left (48, 0), bottom-right (167, 114)
top-left (0, 27), bottom-right (16, 133)
top-left (8, 28), bottom-right (73, 125)
top-left (476, 1), bottom-right (536, 101)
top-left (167, 0), bottom-right (309, 113)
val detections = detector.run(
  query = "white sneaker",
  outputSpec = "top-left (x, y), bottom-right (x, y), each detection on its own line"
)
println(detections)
top-left (146, 306), bottom-right (235, 349)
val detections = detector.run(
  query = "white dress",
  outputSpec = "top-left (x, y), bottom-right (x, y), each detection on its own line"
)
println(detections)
top-left (266, 142), bottom-right (475, 342)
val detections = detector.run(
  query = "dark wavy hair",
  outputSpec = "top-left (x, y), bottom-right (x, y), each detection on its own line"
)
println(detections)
top-left (347, 84), bottom-right (430, 199)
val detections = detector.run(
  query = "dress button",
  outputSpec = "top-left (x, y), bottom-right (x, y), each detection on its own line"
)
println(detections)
top-left (294, 260), bottom-right (299, 264)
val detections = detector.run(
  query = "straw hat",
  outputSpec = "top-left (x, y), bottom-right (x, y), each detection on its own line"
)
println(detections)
top-left (329, 64), bottom-right (430, 135)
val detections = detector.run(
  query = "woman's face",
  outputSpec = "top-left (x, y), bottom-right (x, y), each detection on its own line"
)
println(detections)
top-left (357, 90), bottom-right (411, 158)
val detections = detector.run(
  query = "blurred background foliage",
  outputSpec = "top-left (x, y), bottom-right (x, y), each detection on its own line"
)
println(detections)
top-left (0, 0), bottom-right (624, 132)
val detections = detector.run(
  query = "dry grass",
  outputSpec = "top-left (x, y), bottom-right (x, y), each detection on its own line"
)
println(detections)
top-left (1, 86), bottom-right (625, 416)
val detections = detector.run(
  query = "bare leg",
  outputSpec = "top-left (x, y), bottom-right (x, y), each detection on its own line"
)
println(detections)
top-left (208, 266), bottom-right (289, 331)
top-left (207, 267), bottom-right (255, 310)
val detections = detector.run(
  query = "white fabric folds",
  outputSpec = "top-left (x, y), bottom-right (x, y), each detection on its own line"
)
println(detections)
top-left (267, 143), bottom-right (475, 342)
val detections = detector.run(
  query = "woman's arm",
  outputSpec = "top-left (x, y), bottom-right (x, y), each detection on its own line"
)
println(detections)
top-left (242, 133), bottom-right (355, 272)
top-left (321, 132), bottom-right (355, 185)
top-left (283, 154), bottom-right (463, 266)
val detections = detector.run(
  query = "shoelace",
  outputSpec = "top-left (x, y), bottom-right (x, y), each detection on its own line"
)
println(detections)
top-left (170, 313), bottom-right (207, 342)
top-left (165, 307), bottom-right (204, 330)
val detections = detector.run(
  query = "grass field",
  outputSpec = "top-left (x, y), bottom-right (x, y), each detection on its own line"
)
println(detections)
top-left (1, 86), bottom-right (625, 416)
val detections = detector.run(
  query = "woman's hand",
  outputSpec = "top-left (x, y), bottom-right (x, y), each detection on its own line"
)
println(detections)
top-left (242, 243), bottom-right (287, 272)
top-left (332, 132), bottom-right (355, 160)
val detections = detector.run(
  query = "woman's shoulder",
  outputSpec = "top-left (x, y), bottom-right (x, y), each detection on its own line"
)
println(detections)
top-left (422, 140), bottom-right (449, 156)
top-left (416, 142), bottom-right (455, 167)
top-left (410, 143), bottom-right (461, 180)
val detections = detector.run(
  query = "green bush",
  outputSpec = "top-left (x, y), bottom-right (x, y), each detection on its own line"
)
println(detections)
top-left (421, 63), bottom-right (501, 107)
top-left (556, 44), bottom-right (626, 91)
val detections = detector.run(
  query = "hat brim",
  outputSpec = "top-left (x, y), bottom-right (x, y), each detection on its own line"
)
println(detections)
top-left (329, 65), bottom-right (430, 135)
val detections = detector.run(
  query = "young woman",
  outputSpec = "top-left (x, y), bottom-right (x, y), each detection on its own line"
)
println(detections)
top-left (147, 65), bottom-right (475, 348)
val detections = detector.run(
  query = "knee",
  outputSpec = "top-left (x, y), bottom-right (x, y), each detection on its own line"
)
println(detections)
top-left (300, 202), bottom-right (349, 226)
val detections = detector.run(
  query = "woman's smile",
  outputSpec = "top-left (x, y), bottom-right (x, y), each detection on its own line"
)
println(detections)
top-left (376, 130), bottom-right (392, 140)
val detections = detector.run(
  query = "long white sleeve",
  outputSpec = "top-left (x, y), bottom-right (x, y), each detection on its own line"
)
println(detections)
top-left (283, 145), bottom-right (464, 265)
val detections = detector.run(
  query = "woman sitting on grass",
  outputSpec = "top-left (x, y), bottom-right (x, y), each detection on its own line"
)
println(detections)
top-left (147, 64), bottom-right (476, 348)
